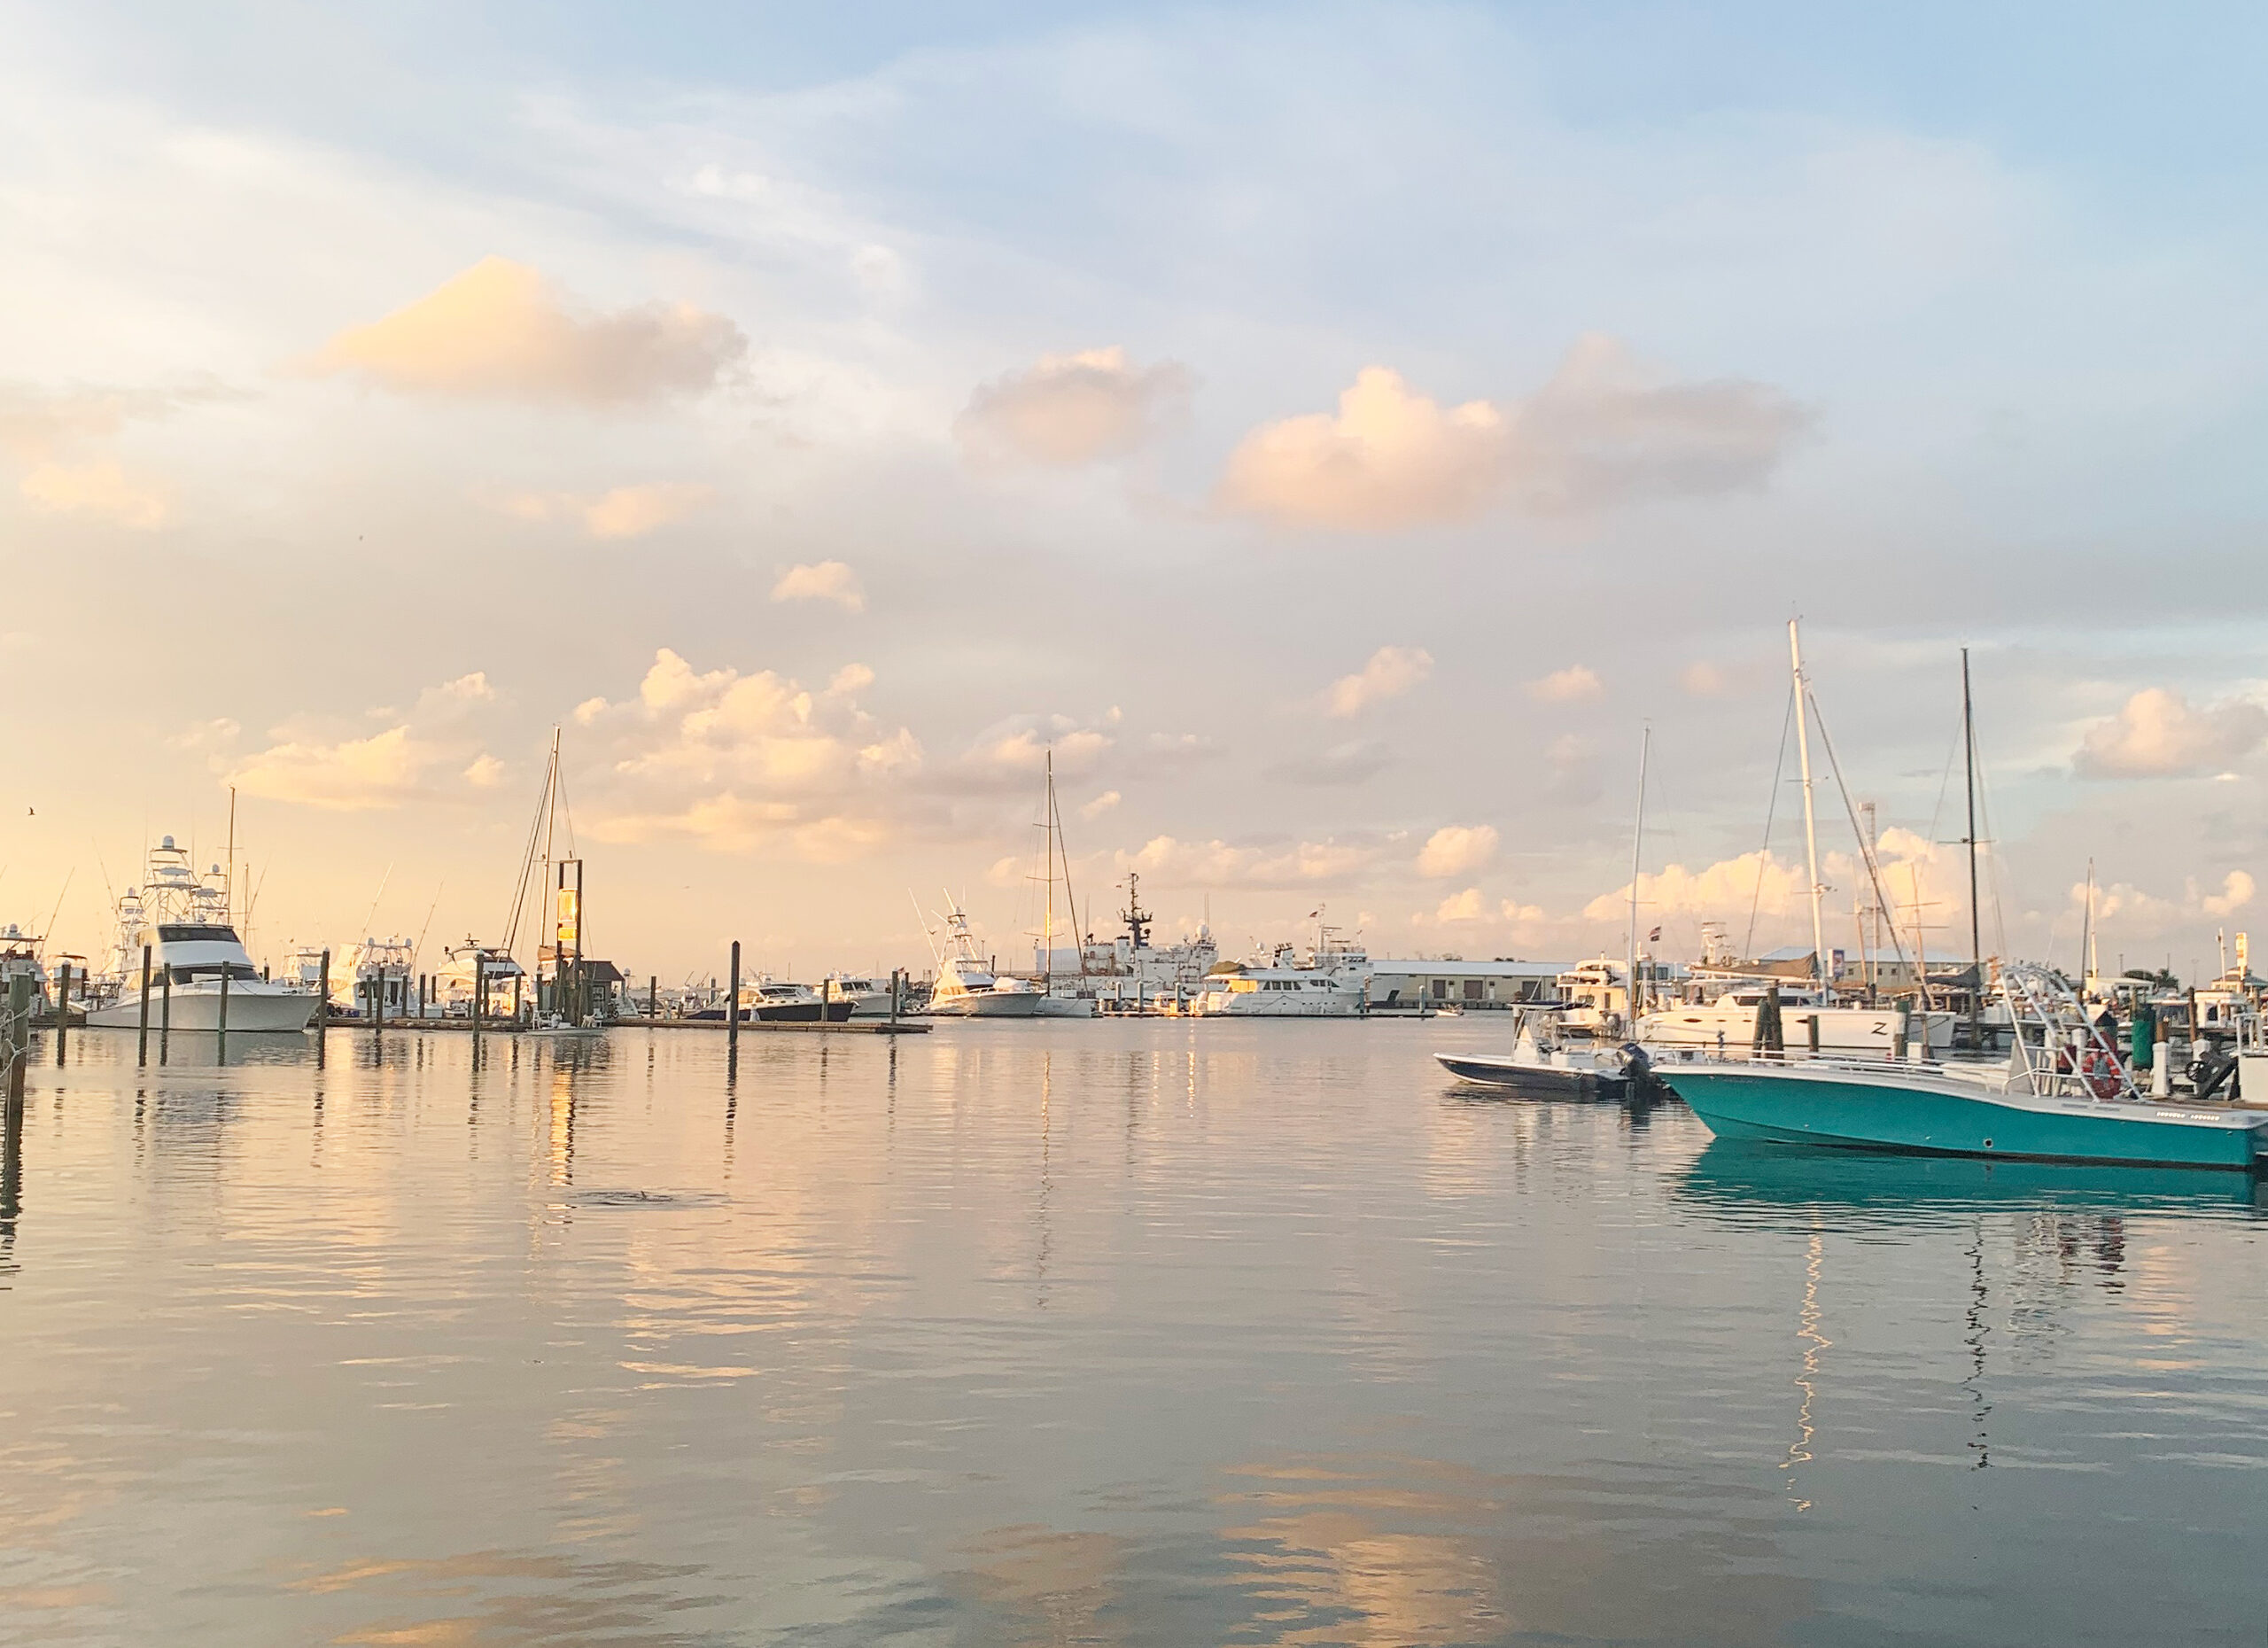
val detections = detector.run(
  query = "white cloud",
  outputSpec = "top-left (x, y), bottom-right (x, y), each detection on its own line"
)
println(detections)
top-left (771, 560), bottom-right (866, 611)
top-left (1527, 665), bottom-right (1603, 703)
top-left (2074, 688), bottom-right (2268, 779)
top-left (225, 672), bottom-right (501, 810)
top-left (2085, 869), bottom-right (2256, 930)
top-left (1325, 646), bottom-right (1433, 717)
top-left (1115, 835), bottom-right (1379, 888)
top-left (304, 257), bottom-right (746, 404)
top-left (1216, 336), bottom-right (1806, 531)
top-left (957, 346), bottom-right (1192, 467)
top-left (1081, 789), bottom-right (1121, 820)
top-left (1265, 739), bottom-right (1395, 787)
top-left (489, 482), bottom-right (713, 539)
top-left (1433, 887), bottom-right (1487, 922)
top-left (1680, 660), bottom-right (1734, 696)
top-left (19, 459), bottom-right (170, 528)
top-left (1417, 824), bottom-right (1498, 879)
top-left (579, 648), bottom-right (920, 858)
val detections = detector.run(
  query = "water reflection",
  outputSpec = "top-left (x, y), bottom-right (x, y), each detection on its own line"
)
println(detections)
top-left (1673, 1139), bottom-right (2264, 1228)
top-left (1213, 1454), bottom-right (1807, 1645)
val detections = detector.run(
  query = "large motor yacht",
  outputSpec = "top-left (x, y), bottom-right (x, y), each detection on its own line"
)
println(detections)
top-left (82, 837), bottom-right (316, 1032)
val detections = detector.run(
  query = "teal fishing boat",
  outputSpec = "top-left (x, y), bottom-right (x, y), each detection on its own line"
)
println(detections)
top-left (1661, 964), bottom-right (2268, 1171)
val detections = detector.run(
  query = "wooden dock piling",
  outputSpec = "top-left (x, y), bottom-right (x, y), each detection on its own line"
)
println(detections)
top-left (137, 946), bottom-right (151, 1067)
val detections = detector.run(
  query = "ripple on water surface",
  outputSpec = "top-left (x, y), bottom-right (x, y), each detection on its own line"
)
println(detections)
top-left (0, 1020), bottom-right (2264, 1644)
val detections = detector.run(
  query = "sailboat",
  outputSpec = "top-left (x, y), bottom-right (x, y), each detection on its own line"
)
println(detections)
top-left (1020, 752), bottom-right (1098, 1019)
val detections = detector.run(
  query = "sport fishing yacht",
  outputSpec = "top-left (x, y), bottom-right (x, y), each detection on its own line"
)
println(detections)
top-left (920, 904), bottom-right (1043, 1018)
top-left (82, 837), bottom-right (316, 1032)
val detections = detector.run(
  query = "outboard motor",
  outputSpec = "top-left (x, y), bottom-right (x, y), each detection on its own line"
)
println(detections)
top-left (2188, 1047), bottom-right (2236, 1101)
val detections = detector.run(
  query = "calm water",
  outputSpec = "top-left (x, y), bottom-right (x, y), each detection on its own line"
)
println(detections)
top-left (2, 1019), bottom-right (2264, 1646)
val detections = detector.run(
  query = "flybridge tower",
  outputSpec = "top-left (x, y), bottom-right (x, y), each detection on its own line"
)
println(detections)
top-left (1122, 874), bottom-right (1153, 952)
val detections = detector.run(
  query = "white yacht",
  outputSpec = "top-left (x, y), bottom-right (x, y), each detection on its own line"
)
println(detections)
top-left (920, 904), bottom-right (1043, 1018)
top-left (432, 939), bottom-right (525, 1019)
top-left (82, 838), bottom-right (316, 1032)
top-left (0, 924), bottom-right (51, 1015)
top-left (820, 974), bottom-right (902, 1018)
top-left (1192, 953), bottom-right (1361, 1017)
top-left (1636, 987), bottom-right (1954, 1056)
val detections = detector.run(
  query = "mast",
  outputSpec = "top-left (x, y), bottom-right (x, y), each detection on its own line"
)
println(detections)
top-left (1626, 725), bottom-right (1650, 1030)
top-left (1961, 648), bottom-right (1983, 1042)
top-left (1042, 752), bottom-right (1054, 991)
top-left (225, 786), bottom-right (237, 929)
top-left (2081, 859), bottom-right (2096, 991)
top-left (1789, 620), bottom-right (1830, 995)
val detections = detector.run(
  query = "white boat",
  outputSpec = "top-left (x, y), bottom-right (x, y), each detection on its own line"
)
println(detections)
top-left (1636, 988), bottom-right (1954, 1056)
top-left (82, 837), bottom-right (316, 1032)
top-left (0, 924), bottom-right (51, 1015)
top-left (820, 974), bottom-right (901, 1018)
top-left (1192, 952), bottom-right (1361, 1017)
top-left (1436, 1011), bottom-right (1658, 1099)
top-left (432, 939), bottom-right (525, 1019)
top-left (918, 903), bottom-right (1044, 1018)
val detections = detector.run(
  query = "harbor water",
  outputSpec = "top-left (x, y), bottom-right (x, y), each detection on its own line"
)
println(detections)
top-left (2, 1020), bottom-right (2264, 1645)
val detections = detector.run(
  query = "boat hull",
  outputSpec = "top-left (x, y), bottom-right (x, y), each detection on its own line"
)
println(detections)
top-left (1434, 1052), bottom-right (1636, 1100)
top-left (926, 991), bottom-right (1044, 1018)
top-left (83, 984), bottom-right (317, 1033)
top-left (1664, 1062), bottom-right (2267, 1170)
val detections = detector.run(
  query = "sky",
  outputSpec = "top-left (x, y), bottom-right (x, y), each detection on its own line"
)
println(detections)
top-left (3, 0), bottom-right (2266, 987)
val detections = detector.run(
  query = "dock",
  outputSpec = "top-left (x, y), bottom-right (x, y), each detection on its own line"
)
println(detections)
top-left (345, 1016), bottom-right (927, 1036)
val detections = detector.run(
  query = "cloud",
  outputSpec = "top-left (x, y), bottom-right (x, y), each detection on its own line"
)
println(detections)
top-left (19, 460), bottom-right (169, 528)
top-left (1325, 646), bottom-right (1433, 717)
top-left (226, 671), bottom-right (501, 810)
top-left (1417, 824), bottom-right (1498, 879)
top-left (1433, 888), bottom-right (1488, 922)
top-left (304, 256), bottom-right (746, 404)
top-left (579, 648), bottom-right (920, 857)
top-left (957, 346), bottom-right (1192, 467)
top-left (1115, 835), bottom-right (1379, 888)
top-left (2074, 688), bottom-right (2268, 779)
top-left (487, 482), bottom-right (713, 539)
top-left (1527, 665), bottom-right (1603, 703)
top-left (1680, 660), bottom-right (1734, 696)
top-left (1220, 368), bottom-right (1505, 531)
top-left (1265, 739), bottom-right (1395, 787)
top-left (1080, 789), bottom-right (1121, 820)
top-left (955, 719), bottom-right (1115, 788)
top-left (2085, 869), bottom-right (2256, 929)
top-left (771, 560), bottom-right (866, 611)
top-left (1216, 336), bottom-right (1807, 531)
top-left (1584, 848), bottom-right (1815, 924)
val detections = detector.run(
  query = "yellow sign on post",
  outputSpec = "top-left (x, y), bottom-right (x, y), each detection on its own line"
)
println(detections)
top-left (556, 887), bottom-right (579, 954)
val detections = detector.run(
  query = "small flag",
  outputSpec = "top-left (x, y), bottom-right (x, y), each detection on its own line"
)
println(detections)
top-left (1647, 926), bottom-right (1662, 943)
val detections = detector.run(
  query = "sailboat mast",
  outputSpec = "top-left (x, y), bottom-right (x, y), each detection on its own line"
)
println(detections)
top-left (1789, 619), bottom-right (1830, 993)
top-left (1961, 648), bottom-right (1984, 1038)
top-left (1042, 752), bottom-right (1054, 991)
top-left (1626, 726), bottom-right (1650, 1030)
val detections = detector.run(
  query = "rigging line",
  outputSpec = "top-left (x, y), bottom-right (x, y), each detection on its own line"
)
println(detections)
top-left (411, 882), bottom-right (445, 976)
top-left (1804, 689), bottom-right (1913, 976)
top-left (1923, 696), bottom-right (1965, 853)
top-left (1970, 715), bottom-right (2012, 964)
top-left (39, 870), bottom-right (73, 962)
top-left (501, 735), bottom-right (555, 954)
top-left (357, 862), bottom-right (394, 941)
top-left (1744, 684), bottom-right (1798, 960)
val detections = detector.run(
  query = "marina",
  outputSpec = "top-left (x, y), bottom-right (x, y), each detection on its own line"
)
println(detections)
top-left (2, 1017), bottom-right (2264, 1645)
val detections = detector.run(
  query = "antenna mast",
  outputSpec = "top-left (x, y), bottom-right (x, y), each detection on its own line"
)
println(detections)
top-left (1789, 619), bottom-right (1830, 994)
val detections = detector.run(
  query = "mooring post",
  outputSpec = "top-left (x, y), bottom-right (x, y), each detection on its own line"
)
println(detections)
top-left (372, 975), bottom-right (382, 1045)
top-left (316, 949), bottom-right (330, 1036)
top-left (889, 968), bottom-right (900, 1030)
top-left (727, 941), bottom-right (742, 1056)
top-left (649, 976), bottom-right (658, 1020)
top-left (472, 952), bottom-right (485, 1051)
top-left (137, 944), bottom-right (152, 1067)
top-left (53, 962), bottom-right (69, 1063)
top-left (6, 973), bottom-right (29, 1100)
top-left (160, 968), bottom-right (172, 1065)
top-left (218, 960), bottom-right (230, 1051)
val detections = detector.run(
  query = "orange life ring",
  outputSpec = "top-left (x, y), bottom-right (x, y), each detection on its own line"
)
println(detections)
top-left (2080, 1048), bottom-right (2122, 1100)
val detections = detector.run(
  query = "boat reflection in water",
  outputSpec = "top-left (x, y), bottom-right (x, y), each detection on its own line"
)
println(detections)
top-left (1672, 1138), bottom-right (2266, 1228)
